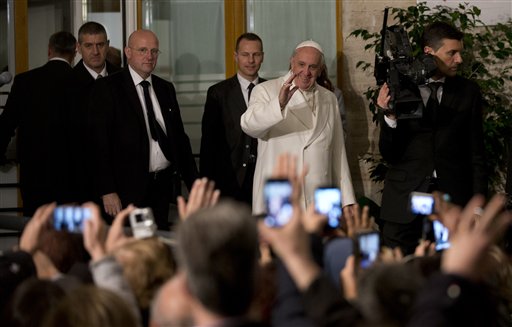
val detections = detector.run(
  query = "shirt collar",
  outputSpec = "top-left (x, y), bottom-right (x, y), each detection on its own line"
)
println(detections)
top-left (49, 57), bottom-right (71, 66)
top-left (237, 72), bottom-right (259, 90)
top-left (83, 61), bottom-right (107, 79)
top-left (129, 65), bottom-right (153, 86)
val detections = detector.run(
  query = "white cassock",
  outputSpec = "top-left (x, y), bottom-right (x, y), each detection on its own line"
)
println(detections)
top-left (241, 71), bottom-right (355, 215)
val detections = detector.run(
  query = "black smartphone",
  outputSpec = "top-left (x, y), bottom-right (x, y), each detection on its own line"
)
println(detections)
top-left (263, 178), bottom-right (293, 228)
top-left (432, 220), bottom-right (451, 251)
top-left (53, 206), bottom-right (92, 233)
top-left (409, 191), bottom-right (434, 216)
top-left (355, 231), bottom-right (380, 269)
top-left (314, 186), bottom-right (342, 229)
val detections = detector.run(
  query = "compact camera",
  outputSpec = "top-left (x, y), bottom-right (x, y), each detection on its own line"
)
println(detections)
top-left (129, 208), bottom-right (157, 239)
top-left (53, 206), bottom-right (92, 233)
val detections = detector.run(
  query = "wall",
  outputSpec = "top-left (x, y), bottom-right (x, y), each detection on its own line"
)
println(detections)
top-left (341, 0), bottom-right (415, 205)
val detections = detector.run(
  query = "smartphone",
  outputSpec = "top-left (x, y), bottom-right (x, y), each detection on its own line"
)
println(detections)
top-left (432, 220), bottom-right (451, 251)
top-left (129, 207), bottom-right (157, 239)
top-left (264, 179), bottom-right (293, 228)
top-left (314, 186), bottom-right (342, 229)
top-left (53, 206), bottom-right (92, 233)
top-left (409, 192), bottom-right (434, 216)
top-left (355, 231), bottom-right (380, 269)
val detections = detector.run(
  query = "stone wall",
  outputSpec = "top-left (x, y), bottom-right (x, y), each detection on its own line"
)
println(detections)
top-left (341, 0), bottom-right (415, 205)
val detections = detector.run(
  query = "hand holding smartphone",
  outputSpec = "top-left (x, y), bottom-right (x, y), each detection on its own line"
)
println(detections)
top-left (53, 206), bottom-right (92, 233)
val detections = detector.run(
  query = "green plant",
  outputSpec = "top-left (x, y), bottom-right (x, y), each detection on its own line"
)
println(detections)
top-left (350, 2), bottom-right (512, 192)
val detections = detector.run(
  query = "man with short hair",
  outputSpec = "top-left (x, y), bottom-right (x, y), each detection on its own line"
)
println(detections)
top-left (241, 40), bottom-right (355, 215)
top-left (89, 30), bottom-right (198, 229)
top-left (0, 31), bottom-right (77, 216)
top-left (377, 21), bottom-right (487, 255)
top-left (175, 201), bottom-right (262, 326)
top-left (71, 22), bottom-right (121, 204)
top-left (200, 33), bottom-right (265, 205)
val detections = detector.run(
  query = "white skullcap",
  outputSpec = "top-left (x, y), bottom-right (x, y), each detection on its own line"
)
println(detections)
top-left (295, 40), bottom-right (324, 54)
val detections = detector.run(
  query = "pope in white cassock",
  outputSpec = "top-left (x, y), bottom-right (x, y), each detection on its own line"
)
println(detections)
top-left (241, 40), bottom-right (355, 215)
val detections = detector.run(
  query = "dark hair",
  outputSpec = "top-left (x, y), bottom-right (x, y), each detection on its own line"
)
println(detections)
top-left (78, 21), bottom-right (107, 43)
top-left (48, 31), bottom-right (77, 56)
top-left (422, 21), bottom-right (463, 50)
top-left (316, 64), bottom-right (334, 92)
top-left (177, 201), bottom-right (258, 317)
top-left (235, 32), bottom-right (263, 52)
top-left (3, 278), bottom-right (65, 327)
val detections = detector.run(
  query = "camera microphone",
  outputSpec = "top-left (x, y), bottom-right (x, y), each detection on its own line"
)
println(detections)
top-left (0, 71), bottom-right (13, 87)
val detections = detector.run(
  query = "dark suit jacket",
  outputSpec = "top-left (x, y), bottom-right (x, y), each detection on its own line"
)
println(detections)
top-left (200, 75), bottom-right (264, 202)
top-left (88, 68), bottom-right (198, 207)
top-left (379, 76), bottom-right (487, 224)
top-left (70, 59), bottom-right (121, 202)
top-left (0, 60), bottom-right (75, 215)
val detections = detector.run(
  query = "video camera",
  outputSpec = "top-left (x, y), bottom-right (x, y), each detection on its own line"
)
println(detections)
top-left (374, 8), bottom-right (437, 119)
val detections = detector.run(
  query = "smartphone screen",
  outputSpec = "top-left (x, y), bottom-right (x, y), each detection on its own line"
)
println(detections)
top-left (264, 179), bottom-right (293, 228)
top-left (53, 206), bottom-right (92, 233)
top-left (356, 232), bottom-right (380, 269)
top-left (433, 220), bottom-right (451, 251)
top-left (314, 186), bottom-right (342, 229)
top-left (409, 192), bottom-right (434, 215)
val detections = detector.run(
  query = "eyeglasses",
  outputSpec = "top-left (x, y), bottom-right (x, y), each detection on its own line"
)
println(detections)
top-left (130, 47), bottom-right (161, 56)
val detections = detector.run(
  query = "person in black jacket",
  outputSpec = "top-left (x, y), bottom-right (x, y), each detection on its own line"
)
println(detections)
top-left (377, 22), bottom-right (487, 255)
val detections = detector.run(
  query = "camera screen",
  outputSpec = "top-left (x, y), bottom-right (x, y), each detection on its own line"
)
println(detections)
top-left (53, 206), bottom-right (92, 233)
top-left (433, 220), bottom-right (451, 251)
top-left (264, 179), bottom-right (293, 228)
top-left (314, 187), bottom-right (342, 229)
top-left (358, 232), bottom-right (380, 269)
top-left (410, 192), bottom-right (434, 215)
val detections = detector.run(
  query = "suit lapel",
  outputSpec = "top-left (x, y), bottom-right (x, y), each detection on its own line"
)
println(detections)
top-left (122, 69), bottom-right (147, 132)
top-left (440, 77), bottom-right (457, 109)
top-left (305, 88), bottom-right (329, 147)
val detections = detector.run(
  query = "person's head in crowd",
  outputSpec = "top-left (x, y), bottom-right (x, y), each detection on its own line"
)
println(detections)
top-left (0, 251), bottom-right (37, 313)
top-left (356, 263), bottom-right (424, 326)
top-left (234, 32), bottom-right (264, 81)
top-left (113, 237), bottom-right (176, 310)
top-left (290, 40), bottom-right (325, 91)
top-left (125, 29), bottom-right (160, 79)
top-left (3, 278), bottom-right (65, 327)
top-left (42, 285), bottom-right (138, 327)
top-left (150, 272), bottom-right (194, 327)
top-left (39, 230), bottom-right (88, 274)
top-left (316, 64), bottom-right (334, 92)
top-left (77, 21), bottom-right (110, 73)
top-left (176, 201), bottom-right (259, 322)
top-left (422, 21), bottom-right (464, 78)
top-left (48, 31), bottom-right (77, 64)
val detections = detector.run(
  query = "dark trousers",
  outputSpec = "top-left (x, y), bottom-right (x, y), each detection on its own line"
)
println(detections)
top-left (381, 217), bottom-right (424, 256)
top-left (144, 168), bottom-right (174, 231)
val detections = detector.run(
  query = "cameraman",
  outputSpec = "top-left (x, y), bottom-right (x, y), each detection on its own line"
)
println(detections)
top-left (376, 21), bottom-right (487, 255)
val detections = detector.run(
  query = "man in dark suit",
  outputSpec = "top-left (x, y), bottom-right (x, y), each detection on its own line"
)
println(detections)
top-left (0, 31), bottom-right (77, 216)
top-left (89, 29), bottom-right (198, 229)
top-left (71, 22), bottom-right (121, 204)
top-left (200, 33), bottom-right (265, 205)
top-left (376, 22), bottom-right (487, 255)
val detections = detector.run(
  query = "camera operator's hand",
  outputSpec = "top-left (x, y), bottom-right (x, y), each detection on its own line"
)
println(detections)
top-left (105, 204), bottom-right (136, 253)
top-left (83, 202), bottom-right (108, 262)
top-left (19, 202), bottom-right (55, 254)
top-left (377, 83), bottom-right (396, 120)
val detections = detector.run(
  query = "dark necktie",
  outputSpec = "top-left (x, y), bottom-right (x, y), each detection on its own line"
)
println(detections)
top-left (248, 82), bottom-right (255, 101)
top-left (96, 74), bottom-right (103, 79)
top-left (427, 82), bottom-right (442, 123)
top-left (139, 80), bottom-right (172, 161)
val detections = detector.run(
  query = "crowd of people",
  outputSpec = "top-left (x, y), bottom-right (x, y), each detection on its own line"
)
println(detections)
top-left (0, 16), bottom-right (511, 327)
